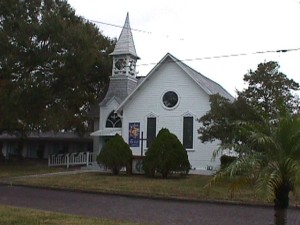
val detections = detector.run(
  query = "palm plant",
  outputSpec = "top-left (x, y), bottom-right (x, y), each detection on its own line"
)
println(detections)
top-left (210, 116), bottom-right (300, 225)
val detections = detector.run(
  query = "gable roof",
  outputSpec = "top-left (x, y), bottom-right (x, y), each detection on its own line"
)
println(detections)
top-left (172, 54), bottom-right (234, 100)
top-left (116, 53), bottom-right (234, 112)
top-left (109, 13), bottom-right (140, 59)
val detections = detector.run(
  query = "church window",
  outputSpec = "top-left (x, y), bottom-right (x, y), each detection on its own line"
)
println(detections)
top-left (183, 116), bottom-right (193, 149)
top-left (162, 91), bottom-right (178, 108)
top-left (129, 59), bottom-right (136, 75)
top-left (115, 58), bottom-right (126, 71)
top-left (106, 111), bottom-right (122, 128)
top-left (146, 117), bottom-right (156, 148)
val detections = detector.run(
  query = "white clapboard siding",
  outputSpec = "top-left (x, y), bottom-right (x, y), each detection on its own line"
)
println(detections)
top-left (121, 58), bottom-right (220, 170)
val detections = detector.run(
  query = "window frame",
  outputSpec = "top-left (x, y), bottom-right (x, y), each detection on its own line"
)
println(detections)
top-left (183, 116), bottom-right (194, 150)
top-left (105, 111), bottom-right (122, 128)
top-left (146, 117), bottom-right (156, 148)
top-left (161, 90), bottom-right (180, 110)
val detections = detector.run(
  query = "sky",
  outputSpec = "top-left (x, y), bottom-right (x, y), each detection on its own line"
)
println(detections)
top-left (67, 0), bottom-right (300, 97)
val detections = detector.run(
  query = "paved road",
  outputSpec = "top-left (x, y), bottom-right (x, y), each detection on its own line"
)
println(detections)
top-left (0, 185), bottom-right (299, 225)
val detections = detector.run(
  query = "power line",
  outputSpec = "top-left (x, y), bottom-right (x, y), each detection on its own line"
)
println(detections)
top-left (136, 47), bottom-right (300, 67)
top-left (89, 19), bottom-right (184, 41)
top-left (86, 19), bottom-right (300, 67)
top-left (89, 19), bottom-right (152, 35)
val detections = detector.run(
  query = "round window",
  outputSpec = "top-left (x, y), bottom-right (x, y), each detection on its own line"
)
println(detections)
top-left (162, 91), bottom-right (178, 108)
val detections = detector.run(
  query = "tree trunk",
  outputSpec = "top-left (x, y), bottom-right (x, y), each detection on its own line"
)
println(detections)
top-left (112, 167), bottom-right (119, 175)
top-left (274, 208), bottom-right (287, 225)
top-left (162, 170), bottom-right (169, 179)
top-left (273, 183), bottom-right (290, 225)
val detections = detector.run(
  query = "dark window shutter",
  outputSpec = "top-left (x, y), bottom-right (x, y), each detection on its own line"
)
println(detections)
top-left (147, 118), bottom-right (156, 148)
top-left (183, 117), bottom-right (193, 149)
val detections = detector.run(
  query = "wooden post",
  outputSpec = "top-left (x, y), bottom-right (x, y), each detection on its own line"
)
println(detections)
top-left (141, 132), bottom-right (143, 156)
top-left (139, 131), bottom-right (148, 157)
top-left (86, 152), bottom-right (89, 166)
top-left (66, 154), bottom-right (69, 169)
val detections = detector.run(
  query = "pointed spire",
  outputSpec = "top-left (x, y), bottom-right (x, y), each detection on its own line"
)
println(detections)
top-left (109, 13), bottom-right (140, 59)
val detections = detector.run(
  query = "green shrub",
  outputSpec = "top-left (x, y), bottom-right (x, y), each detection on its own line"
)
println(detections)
top-left (143, 128), bottom-right (191, 178)
top-left (97, 134), bottom-right (132, 175)
top-left (220, 155), bottom-right (237, 168)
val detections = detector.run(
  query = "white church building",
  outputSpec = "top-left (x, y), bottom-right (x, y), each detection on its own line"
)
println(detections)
top-left (91, 13), bottom-right (233, 171)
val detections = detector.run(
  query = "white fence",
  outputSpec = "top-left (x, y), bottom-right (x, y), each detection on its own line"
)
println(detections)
top-left (48, 152), bottom-right (93, 168)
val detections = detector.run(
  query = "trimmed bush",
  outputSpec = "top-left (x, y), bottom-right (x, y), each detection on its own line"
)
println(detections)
top-left (143, 128), bottom-right (191, 178)
top-left (97, 134), bottom-right (132, 175)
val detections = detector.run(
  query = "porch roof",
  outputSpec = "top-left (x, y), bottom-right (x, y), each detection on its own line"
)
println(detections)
top-left (90, 128), bottom-right (121, 137)
top-left (0, 131), bottom-right (92, 142)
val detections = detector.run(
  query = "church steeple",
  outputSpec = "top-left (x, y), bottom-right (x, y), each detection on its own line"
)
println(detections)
top-left (100, 13), bottom-right (139, 106)
top-left (110, 13), bottom-right (140, 77)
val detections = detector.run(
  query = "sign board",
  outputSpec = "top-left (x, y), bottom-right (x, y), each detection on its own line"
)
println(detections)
top-left (128, 122), bottom-right (140, 147)
top-left (132, 156), bottom-right (145, 174)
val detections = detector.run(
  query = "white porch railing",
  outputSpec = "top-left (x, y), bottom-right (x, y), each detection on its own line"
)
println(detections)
top-left (48, 152), bottom-right (93, 168)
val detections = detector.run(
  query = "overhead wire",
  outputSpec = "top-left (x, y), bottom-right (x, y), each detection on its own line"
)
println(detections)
top-left (90, 19), bottom-right (152, 35)
top-left (87, 18), bottom-right (300, 68)
top-left (136, 47), bottom-right (300, 68)
top-left (89, 19), bottom-right (184, 40)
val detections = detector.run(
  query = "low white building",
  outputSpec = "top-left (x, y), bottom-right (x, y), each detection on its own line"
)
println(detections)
top-left (91, 13), bottom-right (233, 171)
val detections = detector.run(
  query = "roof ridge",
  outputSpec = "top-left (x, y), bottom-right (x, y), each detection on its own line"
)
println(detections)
top-left (167, 54), bottom-right (223, 88)
top-left (167, 53), bottom-right (233, 99)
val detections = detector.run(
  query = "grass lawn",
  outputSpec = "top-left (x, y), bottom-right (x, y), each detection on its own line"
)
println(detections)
top-left (7, 172), bottom-right (300, 206)
top-left (1, 162), bottom-right (299, 206)
top-left (0, 205), bottom-right (150, 225)
top-left (0, 160), bottom-right (72, 179)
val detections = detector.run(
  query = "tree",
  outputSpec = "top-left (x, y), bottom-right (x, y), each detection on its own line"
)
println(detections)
top-left (199, 61), bottom-right (300, 149)
top-left (0, 0), bottom-right (115, 135)
top-left (199, 61), bottom-right (300, 224)
top-left (238, 61), bottom-right (300, 120)
top-left (209, 116), bottom-right (300, 225)
top-left (97, 134), bottom-right (132, 175)
top-left (198, 94), bottom-right (262, 148)
top-left (143, 128), bottom-right (191, 178)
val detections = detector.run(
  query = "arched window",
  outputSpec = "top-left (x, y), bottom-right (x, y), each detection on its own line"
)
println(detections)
top-left (106, 111), bottom-right (122, 128)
